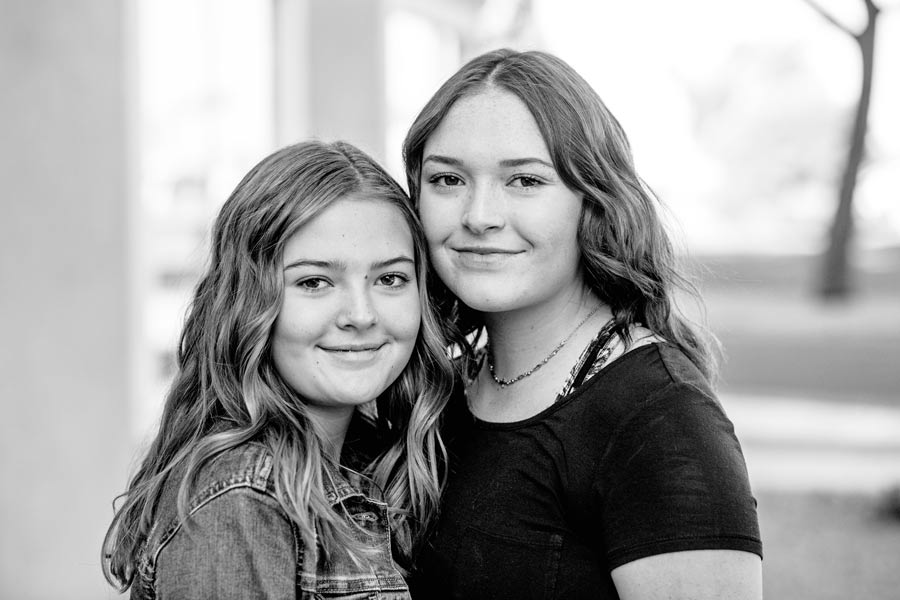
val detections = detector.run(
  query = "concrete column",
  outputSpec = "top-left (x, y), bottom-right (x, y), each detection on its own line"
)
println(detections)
top-left (0, 1), bottom-right (134, 598)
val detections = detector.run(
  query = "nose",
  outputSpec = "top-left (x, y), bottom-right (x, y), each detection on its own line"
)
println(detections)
top-left (461, 183), bottom-right (505, 234)
top-left (336, 285), bottom-right (377, 330)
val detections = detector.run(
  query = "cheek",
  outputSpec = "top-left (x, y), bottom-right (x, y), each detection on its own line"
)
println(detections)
top-left (419, 197), bottom-right (455, 243)
top-left (272, 301), bottom-right (326, 358)
top-left (384, 293), bottom-right (422, 347)
top-left (534, 205), bottom-right (582, 254)
top-left (400, 297), bottom-right (423, 341)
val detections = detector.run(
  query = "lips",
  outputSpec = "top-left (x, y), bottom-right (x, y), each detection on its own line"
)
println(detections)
top-left (318, 343), bottom-right (387, 367)
top-left (453, 246), bottom-right (521, 255)
top-left (451, 245), bottom-right (523, 269)
top-left (320, 343), bottom-right (385, 353)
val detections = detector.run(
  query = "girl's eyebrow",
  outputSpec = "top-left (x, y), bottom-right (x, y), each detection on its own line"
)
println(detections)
top-left (498, 158), bottom-right (555, 170)
top-left (423, 154), bottom-right (554, 170)
top-left (422, 154), bottom-right (463, 167)
top-left (284, 259), bottom-right (343, 272)
top-left (283, 256), bottom-right (414, 272)
top-left (372, 256), bottom-right (415, 270)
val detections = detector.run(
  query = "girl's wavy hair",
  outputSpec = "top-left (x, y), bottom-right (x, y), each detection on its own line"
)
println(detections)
top-left (102, 140), bottom-right (454, 591)
top-left (403, 48), bottom-right (718, 380)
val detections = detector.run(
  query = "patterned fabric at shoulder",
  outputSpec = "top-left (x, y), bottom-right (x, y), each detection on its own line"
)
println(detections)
top-left (557, 318), bottom-right (618, 399)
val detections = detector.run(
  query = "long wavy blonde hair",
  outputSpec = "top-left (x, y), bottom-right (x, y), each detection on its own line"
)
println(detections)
top-left (102, 140), bottom-right (454, 590)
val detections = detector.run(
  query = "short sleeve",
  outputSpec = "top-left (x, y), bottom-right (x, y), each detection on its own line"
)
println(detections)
top-left (155, 487), bottom-right (297, 600)
top-left (595, 383), bottom-right (762, 569)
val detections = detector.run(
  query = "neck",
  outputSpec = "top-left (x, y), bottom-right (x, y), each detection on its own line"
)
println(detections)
top-left (483, 287), bottom-right (610, 378)
top-left (305, 405), bottom-right (356, 462)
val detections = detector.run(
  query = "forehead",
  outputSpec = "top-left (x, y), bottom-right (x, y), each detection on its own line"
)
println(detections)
top-left (424, 89), bottom-right (551, 162)
top-left (283, 196), bottom-right (413, 259)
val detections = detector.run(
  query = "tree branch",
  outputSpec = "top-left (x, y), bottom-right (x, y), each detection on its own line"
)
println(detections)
top-left (864, 0), bottom-right (882, 19)
top-left (800, 0), bottom-right (857, 37)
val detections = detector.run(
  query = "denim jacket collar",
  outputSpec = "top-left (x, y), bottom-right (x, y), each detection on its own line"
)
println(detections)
top-left (322, 462), bottom-right (363, 505)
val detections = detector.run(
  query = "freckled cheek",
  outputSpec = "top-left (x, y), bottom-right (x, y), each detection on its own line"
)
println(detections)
top-left (273, 301), bottom-right (333, 350)
top-left (419, 200), bottom-right (458, 242)
top-left (383, 296), bottom-right (421, 345)
top-left (529, 213), bottom-right (580, 253)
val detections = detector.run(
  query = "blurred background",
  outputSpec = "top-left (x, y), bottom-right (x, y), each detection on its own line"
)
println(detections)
top-left (1, 0), bottom-right (898, 598)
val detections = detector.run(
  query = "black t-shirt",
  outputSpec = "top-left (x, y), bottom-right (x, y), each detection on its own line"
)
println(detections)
top-left (411, 342), bottom-right (762, 599)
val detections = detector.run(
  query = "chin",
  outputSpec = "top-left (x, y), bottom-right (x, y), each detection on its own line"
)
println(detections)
top-left (444, 273), bottom-right (525, 312)
top-left (455, 291), bottom-right (523, 314)
top-left (332, 377), bottom-right (401, 407)
top-left (333, 387), bottom-right (384, 406)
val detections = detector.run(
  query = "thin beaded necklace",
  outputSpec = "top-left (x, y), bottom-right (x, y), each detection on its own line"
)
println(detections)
top-left (486, 304), bottom-right (603, 389)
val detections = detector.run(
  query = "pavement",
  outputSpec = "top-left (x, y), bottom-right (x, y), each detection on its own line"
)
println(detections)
top-left (720, 393), bottom-right (900, 494)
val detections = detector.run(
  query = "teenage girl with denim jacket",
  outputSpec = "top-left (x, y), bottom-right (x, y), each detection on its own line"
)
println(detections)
top-left (102, 140), bottom-right (454, 599)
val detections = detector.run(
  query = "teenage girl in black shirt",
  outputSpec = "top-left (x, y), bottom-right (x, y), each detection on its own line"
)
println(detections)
top-left (403, 49), bottom-right (763, 599)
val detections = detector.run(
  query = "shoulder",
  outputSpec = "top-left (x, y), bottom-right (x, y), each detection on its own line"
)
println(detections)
top-left (149, 484), bottom-right (297, 599)
top-left (564, 341), bottom-right (746, 483)
top-left (588, 344), bottom-right (752, 499)
top-left (618, 338), bottom-right (712, 394)
top-left (588, 345), bottom-right (761, 567)
top-left (183, 442), bottom-right (278, 511)
top-left (131, 442), bottom-right (297, 596)
top-left (598, 342), bottom-right (734, 447)
top-left (569, 340), bottom-right (716, 422)
top-left (145, 442), bottom-right (282, 561)
top-left (175, 440), bottom-right (277, 507)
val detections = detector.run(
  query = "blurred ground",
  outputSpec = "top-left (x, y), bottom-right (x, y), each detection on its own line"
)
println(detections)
top-left (701, 247), bottom-right (900, 406)
top-left (758, 491), bottom-right (900, 600)
top-left (692, 246), bottom-right (900, 599)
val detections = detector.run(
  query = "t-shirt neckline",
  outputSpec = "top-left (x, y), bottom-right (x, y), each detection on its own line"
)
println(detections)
top-left (466, 342), bottom-right (663, 430)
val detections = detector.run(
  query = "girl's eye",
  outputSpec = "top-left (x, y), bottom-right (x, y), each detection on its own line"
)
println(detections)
top-left (296, 277), bottom-right (331, 291)
top-left (377, 273), bottom-right (411, 288)
top-left (510, 175), bottom-right (544, 188)
top-left (429, 174), bottom-right (464, 187)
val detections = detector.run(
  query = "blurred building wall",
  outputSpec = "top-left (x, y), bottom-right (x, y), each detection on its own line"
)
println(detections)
top-left (0, 0), bottom-right (134, 598)
top-left (308, 0), bottom-right (386, 159)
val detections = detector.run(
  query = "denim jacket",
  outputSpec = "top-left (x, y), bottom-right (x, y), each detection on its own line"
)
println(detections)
top-left (130, 442), bottom-right (410, 599)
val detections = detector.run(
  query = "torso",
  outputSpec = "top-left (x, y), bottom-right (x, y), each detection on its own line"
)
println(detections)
top-left (411, 339), bottom-right (762, 600)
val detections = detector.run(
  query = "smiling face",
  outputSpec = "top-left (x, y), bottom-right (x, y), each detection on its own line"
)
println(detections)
top-left (271, 196), bottom-right (420, 417)
top-left (418, 88), bottom-right (585, 315)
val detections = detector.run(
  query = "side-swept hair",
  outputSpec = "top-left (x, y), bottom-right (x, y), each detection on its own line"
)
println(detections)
top-left (403, 48), bottom-right (718, 380)
top-left (102, 140), bottom-right (454, 590)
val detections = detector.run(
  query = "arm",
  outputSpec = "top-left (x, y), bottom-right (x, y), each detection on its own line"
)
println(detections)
top-left (155, 487), bottom-right (297, 600)
top-left (611, 549), bottom-right (762, 600)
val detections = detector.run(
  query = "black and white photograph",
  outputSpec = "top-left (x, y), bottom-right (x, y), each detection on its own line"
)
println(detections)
top-left (2, 1), bottom-right (898, 598)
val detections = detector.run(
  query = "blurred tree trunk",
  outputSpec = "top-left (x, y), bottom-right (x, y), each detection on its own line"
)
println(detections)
top-left (803, 0), bottom-right (880, 300)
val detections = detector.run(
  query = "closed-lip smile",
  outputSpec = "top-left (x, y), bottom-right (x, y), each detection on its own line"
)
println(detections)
top-left (320, 343), bottom-right (385, 353)
top-left (454, 246), bottom-right (522, 255)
